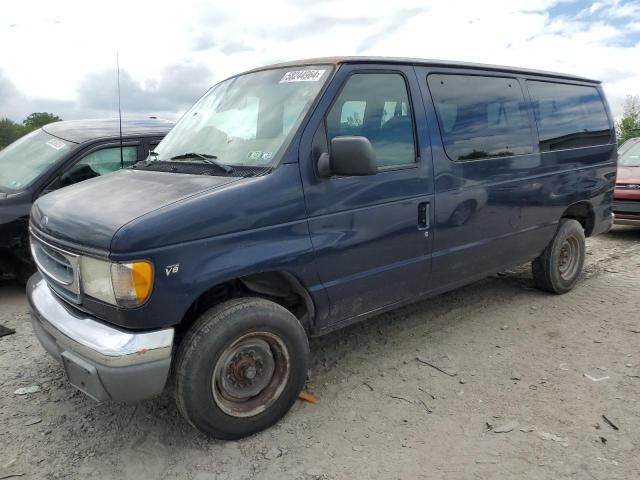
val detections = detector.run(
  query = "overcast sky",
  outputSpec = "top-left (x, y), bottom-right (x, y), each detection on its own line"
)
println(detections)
top-left (1, 0), bottom-right (639, 123)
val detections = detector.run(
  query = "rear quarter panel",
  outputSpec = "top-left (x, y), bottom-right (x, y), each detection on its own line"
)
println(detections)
top-left (416, 67), bottom-right (616, 288)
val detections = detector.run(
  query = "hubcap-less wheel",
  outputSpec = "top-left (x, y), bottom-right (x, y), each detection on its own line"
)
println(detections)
top-left (531, 219), bottom-right (585, 295)
top-left (558, 235), bottom-right (580, 281)
top-left (212, 332), bottom-right (290, 418)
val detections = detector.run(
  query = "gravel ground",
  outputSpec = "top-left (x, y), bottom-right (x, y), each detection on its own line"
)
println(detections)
top-left (1, 227), bottom-right (639, 480)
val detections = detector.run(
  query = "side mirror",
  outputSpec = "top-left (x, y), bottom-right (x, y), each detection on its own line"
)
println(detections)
top-left (318, 136), bottom-right (378, 178)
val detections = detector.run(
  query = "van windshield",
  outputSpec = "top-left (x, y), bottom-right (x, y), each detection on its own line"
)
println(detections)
top-left (619, 142), bottom-right (640, 167)
top-left (0, 129), bottom-right (77, 192)
top-left (153, 66), bottom-right (332, 169)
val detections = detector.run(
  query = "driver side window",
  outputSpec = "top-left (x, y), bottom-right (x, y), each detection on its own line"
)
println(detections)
top-left (60, 146), bottom-right (137, 187)
top-left (326, 73), bottom-right (416, 168)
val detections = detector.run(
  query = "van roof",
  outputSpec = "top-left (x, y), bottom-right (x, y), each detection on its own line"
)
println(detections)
top-left (244, 56), bottom-right (600, 84)
top-left (42, 118), bottom-right (175, 144)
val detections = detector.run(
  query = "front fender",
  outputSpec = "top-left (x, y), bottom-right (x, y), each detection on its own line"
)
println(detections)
top-left (108, 219), bottom-right (328, 331)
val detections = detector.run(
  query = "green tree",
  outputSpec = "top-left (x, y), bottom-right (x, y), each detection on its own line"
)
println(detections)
top-left (0, 118), bottom-right (26, 149)
top-left (22, 112), bottom-right (62, 132)
top-left (0, 112), bottom-right (64, 150)
top-left (616, 95), bottom-right (640, 146)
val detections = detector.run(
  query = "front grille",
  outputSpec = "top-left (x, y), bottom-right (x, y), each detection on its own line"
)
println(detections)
top-left (30, 231), bottom-right (81, 303)
top-left (33, 241), bottom-right (73, 284)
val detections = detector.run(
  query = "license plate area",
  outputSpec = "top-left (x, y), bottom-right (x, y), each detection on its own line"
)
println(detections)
top-left (61, 351), bottom-right (110, 402)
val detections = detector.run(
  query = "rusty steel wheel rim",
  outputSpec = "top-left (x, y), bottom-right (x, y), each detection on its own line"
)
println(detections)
top-left (212, 332), bottom-right (290, 418)
top-left (558, 235), bottom-right (580, 281)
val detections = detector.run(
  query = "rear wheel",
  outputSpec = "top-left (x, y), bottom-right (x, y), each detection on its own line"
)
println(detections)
top-left (532, 219), bottom-right (585, 294)
top-left (173, 297), bottom-right (309, 440)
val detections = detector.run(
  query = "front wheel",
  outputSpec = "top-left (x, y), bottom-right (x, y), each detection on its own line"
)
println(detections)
top-left (173, 297), bottom-right (309, 440)
top-left (532, 218), bottom-right (585, 294)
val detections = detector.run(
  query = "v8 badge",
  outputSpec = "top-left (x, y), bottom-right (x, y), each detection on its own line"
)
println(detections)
top-left (165, 264), bottom-right (180, 277)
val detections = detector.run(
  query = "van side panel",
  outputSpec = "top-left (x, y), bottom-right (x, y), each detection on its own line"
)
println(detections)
top-left (416, 66), bottom-right (616, 290)
top-left (523, 82), bottom-right (616, 237)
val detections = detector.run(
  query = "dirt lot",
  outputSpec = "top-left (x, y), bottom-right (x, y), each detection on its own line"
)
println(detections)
top-left (1, 227), bottom-right (639, 480)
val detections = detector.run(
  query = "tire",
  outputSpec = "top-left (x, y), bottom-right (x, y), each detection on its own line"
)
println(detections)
top-left (173, 297), bottom-right (309, 440)
top-left (532, 218), bottom-right (585, 294)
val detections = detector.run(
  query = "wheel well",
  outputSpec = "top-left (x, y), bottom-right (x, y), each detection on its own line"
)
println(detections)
top-left (177, 272), bottom-right (314, 339)
top-left (561, 202), bottom-right (595, 236)
top-left (460, 199), bottom-right (478, 210)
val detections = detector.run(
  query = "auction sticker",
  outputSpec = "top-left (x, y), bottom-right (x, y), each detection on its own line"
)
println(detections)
top-left (46, 138), bottom-right (66, 150)
top-left (280, 69), bottom-right (326, 83)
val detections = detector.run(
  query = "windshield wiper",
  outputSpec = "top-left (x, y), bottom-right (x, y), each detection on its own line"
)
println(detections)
top-left (169, 152), bottom-right (234, 174)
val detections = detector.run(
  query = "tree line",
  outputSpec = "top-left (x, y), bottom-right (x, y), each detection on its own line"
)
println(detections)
top-left (0, 113), bottom-right (62, 149)
top-left (616, 95), bottom-right (640, 146)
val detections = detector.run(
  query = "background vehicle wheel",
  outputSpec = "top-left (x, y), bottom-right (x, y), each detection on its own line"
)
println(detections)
top-left (532, 218), bottom-right (585, 294)
top-left (174, 297), bottom-right (309, 440)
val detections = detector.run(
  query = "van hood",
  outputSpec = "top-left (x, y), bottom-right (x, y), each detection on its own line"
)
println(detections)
top-left (31, 170), bottom-right (241, 250)
top-left (617, 166), bottom-right (640, 184)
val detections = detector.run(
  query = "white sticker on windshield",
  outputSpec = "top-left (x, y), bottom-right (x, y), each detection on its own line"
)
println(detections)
top-left (46, 138), bottom-right (66, 150)
top-left (280, 69), bottom-right (326, 83)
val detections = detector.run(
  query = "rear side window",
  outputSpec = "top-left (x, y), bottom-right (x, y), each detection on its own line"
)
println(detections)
top-left (527, 81), bottom-right (611, 151)
top-left (326, 73), bottom-right (416, 168)
top-left (428, 74), bottom-right (534, 161)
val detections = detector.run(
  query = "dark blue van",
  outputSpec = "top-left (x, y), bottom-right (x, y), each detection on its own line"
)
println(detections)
top-left (26, 57), bottom-right (616, 439)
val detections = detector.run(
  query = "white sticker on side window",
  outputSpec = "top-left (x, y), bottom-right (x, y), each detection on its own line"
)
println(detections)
top-left (280, 69), bottom-right (326, 83)
top-left (45, 138), bottom-right (66, 150)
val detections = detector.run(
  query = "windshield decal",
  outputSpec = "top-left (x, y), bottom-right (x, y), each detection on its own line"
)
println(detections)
top-left (247, 151), bottom-right (263, 161)
top-left (247, 151), bottom-right (274, 163)
top-left (45, 138), bottom-right (67, 150)
top-left (280, 69), bottom-right (326, 83)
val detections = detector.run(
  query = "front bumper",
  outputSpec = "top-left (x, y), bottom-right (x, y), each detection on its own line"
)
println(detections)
top-left (613, 200), bottom-right (640, 226)
top-left (27, 274), bottom-right (174, 402)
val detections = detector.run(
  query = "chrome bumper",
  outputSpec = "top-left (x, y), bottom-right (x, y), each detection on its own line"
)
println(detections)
top-left (614, 217), bottom-right (640, 226)
top-left (28, 274), bottom-right (174, 401)
top-left (612, 201), bottom-right (640, 226)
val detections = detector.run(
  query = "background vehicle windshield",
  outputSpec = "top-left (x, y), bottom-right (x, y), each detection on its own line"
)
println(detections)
top-left (153, 65), bottom-right (332, 168)
top-left (0, 129), bottom-right (76, 192)
top-left (619, 142), bottom-right (640, 167)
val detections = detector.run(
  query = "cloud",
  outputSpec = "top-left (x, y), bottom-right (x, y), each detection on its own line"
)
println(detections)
top-left (0, 69), bottom-right (76, 122)
top-left (1, 0), bottom-right (639, 123)
top-left (191, 32), bottom-right (217, 52)
top-left (192, 33), bottom-right (253, 55)
top-left (0, 62), bottom-right (213, 122)
top-left (77, 62), bottom-right (213, 115)
top-left (0, 69), bottom-right (21, 105)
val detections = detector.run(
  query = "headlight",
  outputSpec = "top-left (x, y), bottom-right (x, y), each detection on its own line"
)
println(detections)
top-left (79, 256), bottom-right (154, 308)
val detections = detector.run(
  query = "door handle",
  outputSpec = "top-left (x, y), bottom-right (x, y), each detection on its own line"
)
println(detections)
top-left (418, 202), bottom-right (430, 230)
